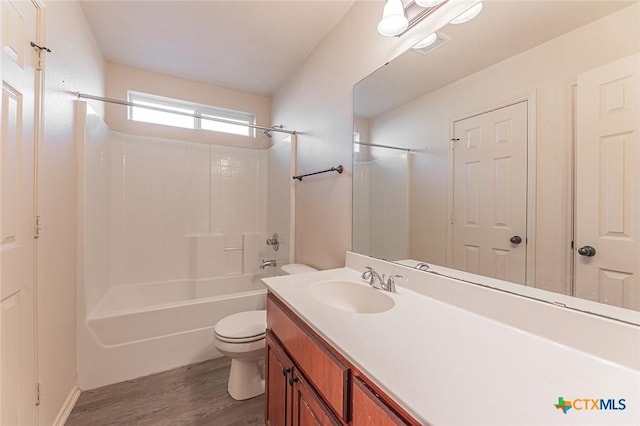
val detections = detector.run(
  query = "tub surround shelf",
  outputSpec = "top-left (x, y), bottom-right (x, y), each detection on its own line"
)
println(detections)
top-left (262, 255), bottom-right (640, 425)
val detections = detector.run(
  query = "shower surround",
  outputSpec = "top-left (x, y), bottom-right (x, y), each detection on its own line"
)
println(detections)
top-left (76, 102), bottom-right (283, 389)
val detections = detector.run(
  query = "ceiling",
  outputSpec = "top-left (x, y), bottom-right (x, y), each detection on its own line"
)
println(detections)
top-left (355, 0), bottom-right (637, 118)
top-left (80, 0), bottom-right (355, 96)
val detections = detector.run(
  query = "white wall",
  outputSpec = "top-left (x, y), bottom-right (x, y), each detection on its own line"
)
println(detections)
top-left (368, 5), bottom-right (640, 293)
top-left (272, 1), bottom-right (471, 270)
top-left (40, 1), bottom-right (105, 423)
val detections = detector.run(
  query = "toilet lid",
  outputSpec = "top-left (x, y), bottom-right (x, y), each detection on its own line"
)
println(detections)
top-left (214, 310), bottom-right (266, 340)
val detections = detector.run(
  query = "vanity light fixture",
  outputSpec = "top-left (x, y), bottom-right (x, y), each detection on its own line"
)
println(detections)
top-left (449, 1), bottom-right (483, 24)
top-left (377, 0), bottom-right (409, 36)
top-left (412, 32), bottom-right (438, 49)
top-left (378, 0), bottom-right (449, 37)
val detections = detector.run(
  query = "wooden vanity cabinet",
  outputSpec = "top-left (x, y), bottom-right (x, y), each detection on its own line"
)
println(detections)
top-left (266, 293), bottom-right (346, 424)
top-left (266, 292), bottom-right (420, 426)
top-left (351, 377), bottom-right (409, 426)
top-left (265, 333), bottom-right (292, 426)
top-left (291, 358), bottom-right (342, 425)
top-left (266, 333), bottom-right (341, 426)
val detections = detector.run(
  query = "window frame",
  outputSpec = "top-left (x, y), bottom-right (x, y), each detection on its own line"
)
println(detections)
top-left (127, 91), bottom-right (256, 137)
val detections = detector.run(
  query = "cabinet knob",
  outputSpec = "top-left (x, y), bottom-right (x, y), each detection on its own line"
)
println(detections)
top-left (282, 367), bottom-right (291, 376)
top-left (288, 376), bottom-right (299, 386)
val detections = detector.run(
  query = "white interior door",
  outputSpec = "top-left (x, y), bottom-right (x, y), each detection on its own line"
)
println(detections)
top-left (575, 53), bottom-right (640, 310)
top-left (452, 101), bottom-right (528, 284)
top-left (1, 0), bottom-right (38, 424)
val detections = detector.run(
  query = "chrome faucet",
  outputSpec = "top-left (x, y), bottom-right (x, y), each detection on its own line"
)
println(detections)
top-left (415, 262), bottom-right (430, 271)
top-left (382, 274), bottom-right (402, 293)
top-left (361, 267), bottom-right (401, 293)
top-left (260, 259), bottom-right (277, 269)
top-left (361, 266), bottom-right (384, 289)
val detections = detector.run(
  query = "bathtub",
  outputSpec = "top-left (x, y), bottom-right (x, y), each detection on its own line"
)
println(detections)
top-left (79, 274), bottom-right (267, 389)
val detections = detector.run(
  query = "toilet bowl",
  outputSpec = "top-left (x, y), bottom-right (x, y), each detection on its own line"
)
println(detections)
top-left (213, 263), bottom-right (317, 400)
top-left (214, 310), bottom-right (266, 400)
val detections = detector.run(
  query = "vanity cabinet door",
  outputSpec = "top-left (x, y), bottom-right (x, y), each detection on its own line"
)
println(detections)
top-left (267, 294), bottom-right (349, 421)
top-left (351, 377), bottom-right (414, 426)
top-left (267, 332), bottom-right (340, 426)
top-left (266, 333), bottom-right (293, 426)
top-left (291, 370), bottom-right (341, 426)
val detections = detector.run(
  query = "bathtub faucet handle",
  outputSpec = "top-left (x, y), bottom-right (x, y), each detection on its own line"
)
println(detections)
top-left (266, 233), bottom-right (279, 251)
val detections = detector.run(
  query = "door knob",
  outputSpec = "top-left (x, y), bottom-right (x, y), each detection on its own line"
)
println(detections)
top-left (509, 235), bottom-right (522, 244)
top-left (578, 246), bottom-right (596, 257)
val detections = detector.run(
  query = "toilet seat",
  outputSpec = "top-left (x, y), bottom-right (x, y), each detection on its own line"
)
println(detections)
top-left (215, 333), bottom-right (265, 344)
top-left (214, 310), bottom-right (266, 343)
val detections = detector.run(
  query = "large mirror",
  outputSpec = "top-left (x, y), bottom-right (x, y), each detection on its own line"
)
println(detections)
top-left (353, 0), bottom-right (640, 318)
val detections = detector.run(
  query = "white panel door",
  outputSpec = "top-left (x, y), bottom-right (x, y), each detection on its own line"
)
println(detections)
top-left (1, 1), bottom-right (38, 424)
top-left (575, 54), bottom-right (640, 310)
top-left (452, 101), bottom-right (528, 284)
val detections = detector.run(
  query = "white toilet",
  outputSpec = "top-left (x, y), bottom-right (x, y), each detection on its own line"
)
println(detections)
top-left (213, 263), bottom-right (317, 400)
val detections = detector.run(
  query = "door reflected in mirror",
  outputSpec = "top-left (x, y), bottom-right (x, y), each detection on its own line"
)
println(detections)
top-left (353, 0), bottom-right (640, 317)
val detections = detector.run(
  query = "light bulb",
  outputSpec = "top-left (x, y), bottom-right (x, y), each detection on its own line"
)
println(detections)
top-left (415, 0), bottom-right (445, 8)
top-left (412, 32), bottom-right (438, 49)
top-left (377, 0), bottom-right (409, 37)
top-left (450, 1), bottom-right (483, 25)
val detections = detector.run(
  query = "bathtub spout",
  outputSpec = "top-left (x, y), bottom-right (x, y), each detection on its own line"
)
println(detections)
top-left (260, 259), bottom-right (277, 269)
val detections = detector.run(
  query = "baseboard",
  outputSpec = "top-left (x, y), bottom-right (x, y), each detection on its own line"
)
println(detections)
top-left (53, 386), bottom-right (81, 426)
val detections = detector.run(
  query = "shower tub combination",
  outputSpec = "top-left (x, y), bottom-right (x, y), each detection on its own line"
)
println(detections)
top-left (80, 274), bottom-right (268, 389)
top-left (76, 102), bottom-right (294, 389)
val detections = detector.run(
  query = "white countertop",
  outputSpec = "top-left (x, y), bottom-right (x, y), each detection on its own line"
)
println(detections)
top-left (263, 266), bottom-right (640, 426)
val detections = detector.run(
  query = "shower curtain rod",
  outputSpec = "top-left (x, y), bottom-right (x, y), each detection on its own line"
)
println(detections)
top-left (76, 92), bottom-right (297, 135)
top-left (355, 141), bottom-right (427, 152)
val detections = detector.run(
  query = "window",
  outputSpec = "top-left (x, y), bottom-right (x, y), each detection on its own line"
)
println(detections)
top-left (127, 91), bottom-right (255, 137)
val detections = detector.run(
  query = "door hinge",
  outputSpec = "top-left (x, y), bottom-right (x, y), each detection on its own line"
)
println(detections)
top-left (36, 381), bottom-right (41, 406)
top-left (30, 42), bottom-right (50, 71)
top-left (450, 138), bottom-right (460, 149)
top-left (450, 214), bottom-right (454, 224)
top-left (34, 216), bottom-right (42, 239)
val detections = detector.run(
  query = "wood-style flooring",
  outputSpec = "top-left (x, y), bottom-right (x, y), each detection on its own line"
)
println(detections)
top-left (66, 357), bottom-right (264, 426)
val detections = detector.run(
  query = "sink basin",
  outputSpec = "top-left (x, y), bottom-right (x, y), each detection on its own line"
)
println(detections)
top-left (308, 280), bottom-right (395, 314)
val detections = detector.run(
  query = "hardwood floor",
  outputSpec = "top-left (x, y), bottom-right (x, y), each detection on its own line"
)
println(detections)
top-left (66, 357), bottom-right (265, 426)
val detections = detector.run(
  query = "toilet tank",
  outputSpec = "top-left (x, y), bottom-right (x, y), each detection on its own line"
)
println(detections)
top-left (280, 264), bottom-right (318, 275)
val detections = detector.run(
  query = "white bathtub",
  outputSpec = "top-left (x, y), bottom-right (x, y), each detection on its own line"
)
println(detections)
top-left (79, 274), bottom-right (267, 389)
